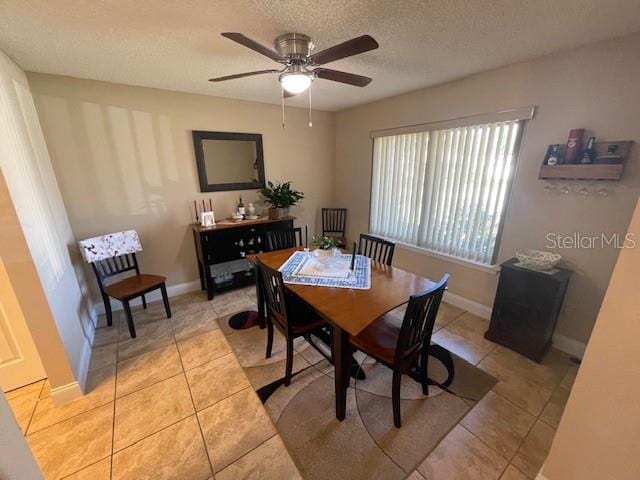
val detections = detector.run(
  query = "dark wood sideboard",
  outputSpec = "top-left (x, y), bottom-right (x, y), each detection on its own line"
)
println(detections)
top-left (485, 258), bottom-right (572, 363)
top-left (192, 216), bottom-right (294, 300)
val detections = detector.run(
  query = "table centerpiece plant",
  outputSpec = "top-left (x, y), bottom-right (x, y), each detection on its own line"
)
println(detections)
top-left (311, 235), bottom-right (340, 258)
top-left (259, 181), bottom-right (304, 219)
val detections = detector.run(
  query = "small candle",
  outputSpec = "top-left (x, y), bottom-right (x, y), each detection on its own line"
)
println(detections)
top-left (350, 241), bottom-right (357, 270)
top-left (305, 224), bottom-right (308, 249)
top-left (202, 199), bottom-right (206, 212)
top-left (209, 198), bottom-right (213, 212)
top-left (194, 200), bottom-right (198, 222)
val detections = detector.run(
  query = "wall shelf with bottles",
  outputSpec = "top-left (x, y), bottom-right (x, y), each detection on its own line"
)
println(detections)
top-left (539, 140), bottom-right (632, 181)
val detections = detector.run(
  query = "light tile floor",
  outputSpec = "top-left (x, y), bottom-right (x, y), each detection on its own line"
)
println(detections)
top-left (6, 288), bottom-right (299, 480)
top-left (6, 288), bottom-right (578, 480)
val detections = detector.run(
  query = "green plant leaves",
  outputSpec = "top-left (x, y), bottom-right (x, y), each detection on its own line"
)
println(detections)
top-left (259, 180), bottom-right (304, 208)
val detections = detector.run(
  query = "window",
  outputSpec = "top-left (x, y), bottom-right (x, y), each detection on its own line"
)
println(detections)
top-left (370, 109), bottom-right (532, 265)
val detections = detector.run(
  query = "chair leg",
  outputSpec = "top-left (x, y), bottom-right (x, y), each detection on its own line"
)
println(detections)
top-left (141, 294), bottom-right (147, 310)
top-left (284, 336), bottom-right (294, 387)
top-left (122, 300), bottom-right (136, 338)
top-left (392, 370), bottom-right (402, 428)
top-left (420, 344), bottom-right (429, 396)
top-left (160, 283), bottom-right (172, 318)
top-left (265, 321), bottom-right (274, 359)
top-left (102, 294), bottom-right (113, 327)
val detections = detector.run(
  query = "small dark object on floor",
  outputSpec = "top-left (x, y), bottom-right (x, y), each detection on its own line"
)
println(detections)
top-left (228, 310), bottom-right (261, 330)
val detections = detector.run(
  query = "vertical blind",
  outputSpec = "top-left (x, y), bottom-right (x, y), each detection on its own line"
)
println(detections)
top-left (370, 119), bottom-right (522, 265)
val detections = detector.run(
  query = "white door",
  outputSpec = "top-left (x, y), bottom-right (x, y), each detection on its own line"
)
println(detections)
top-left (0, 257), bottom-right (45, 392)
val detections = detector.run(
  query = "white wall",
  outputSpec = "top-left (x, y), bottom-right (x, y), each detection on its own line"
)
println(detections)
top-left (542, 198), bottom-right (640, 480)
top-left (334, 33), bottom-right (640, 348)
top-left (0, 49), bottom-right (93, 396)
top-left (27, 73), bottom-right (335, 297)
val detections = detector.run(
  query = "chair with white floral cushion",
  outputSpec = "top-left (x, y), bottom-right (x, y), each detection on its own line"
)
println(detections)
top-left (79, 230), bottom-right (171, 338)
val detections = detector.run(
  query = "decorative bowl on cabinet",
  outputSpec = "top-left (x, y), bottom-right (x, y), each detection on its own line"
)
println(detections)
top-left (515, 249), bottom-right (561, 271)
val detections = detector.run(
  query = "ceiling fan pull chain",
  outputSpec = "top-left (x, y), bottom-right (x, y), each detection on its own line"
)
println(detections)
top-left (308, 86), bottom-right (313, 127)
top-left (281, 87), bottom-right (286, 129)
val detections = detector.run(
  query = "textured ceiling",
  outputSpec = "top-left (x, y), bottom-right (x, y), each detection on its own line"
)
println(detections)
top-left (1, 0), bottom-right (639, 111)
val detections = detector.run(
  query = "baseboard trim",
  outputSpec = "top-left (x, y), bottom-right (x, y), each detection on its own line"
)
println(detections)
top-left (443, 291), bottom-right (586, 359)
top-left (50, 381), bottom-right (83, 405)
top-left (77, 316), bottom-right (95, 392)
top-left (92, 280), bottom-right (201, 316)
top-left (444, 291), bottom-right (492, 320)
top-left (551, 333), bottom-right (587, 359)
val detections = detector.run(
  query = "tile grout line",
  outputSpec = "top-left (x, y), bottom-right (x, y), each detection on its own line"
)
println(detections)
top-left (22, 379), bottom-right (46, 436)
top-left (458, 423), bottom-right (515, 478)
top-left (111, 413), bottom-right (196, 455)
top-left (169, 305), bottom-right (217, 478)
top-left (215, 432), bottom-right (279, 475)
top-left (110, 311), bottom-right (122, 480)
top-left (17, 296), bottom-right (215, 478)
top-left (5, 379), bottom-right (46, 402)
top-left (432, 308), bottom-right (568, 478)
top-left (463, 357), bottom-right (571, 477)
top-left (211, 301), bottom-right (308, 475)
top-left (23, 367), bottom-right (184, 437)
top-left (60, 455), bottom-right (111, 479)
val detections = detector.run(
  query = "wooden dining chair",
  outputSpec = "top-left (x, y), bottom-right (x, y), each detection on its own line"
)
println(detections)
top-left (79, 230), bottom-right (171, 338)
top-left (350, 274), bottom-right (449, 427)
top-left (257, 258), bottom-right (327, 386)
top-left (293, 226), bottom-right (303, 247)
top-left (322, 208), bottom-right (347, 247)
top-left (265, 228), bottom-right (297, 251)
top-left (358, 233), bottom-right (396, 266)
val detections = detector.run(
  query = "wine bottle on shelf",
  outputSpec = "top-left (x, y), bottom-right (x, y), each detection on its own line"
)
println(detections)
top-left (238, 196), bottom-right (245, 218)
top-left (579, 137), bottom-right (597, 164)
top-left (564, 128), bottom-right (584, 164)
top-left (545, 145), bottom-right (561, 165)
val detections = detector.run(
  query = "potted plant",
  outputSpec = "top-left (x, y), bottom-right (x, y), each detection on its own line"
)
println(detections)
top-left (311, 235), bottom-right (340, 258)
top-left (259, 181), bottom-right (304, 219)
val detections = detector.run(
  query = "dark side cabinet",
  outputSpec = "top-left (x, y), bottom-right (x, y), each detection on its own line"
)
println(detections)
top-left (192, 217), bottom-right (294, 300)
top-left (485, 258), bottom-right (571, 363)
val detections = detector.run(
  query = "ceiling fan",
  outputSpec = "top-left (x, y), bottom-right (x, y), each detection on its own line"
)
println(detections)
top-left (209, 32), bottom-right (379, 97)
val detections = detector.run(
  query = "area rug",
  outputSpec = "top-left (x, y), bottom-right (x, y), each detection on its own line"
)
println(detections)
top-left (217, 312), bottom-right (496, 480)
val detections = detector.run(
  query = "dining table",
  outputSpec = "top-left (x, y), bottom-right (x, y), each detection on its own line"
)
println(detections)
top-left (252, 247), bottom-right (436, 421)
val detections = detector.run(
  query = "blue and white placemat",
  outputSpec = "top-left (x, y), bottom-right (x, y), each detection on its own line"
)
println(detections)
top-left (278, 251), bottom-right (371, 289)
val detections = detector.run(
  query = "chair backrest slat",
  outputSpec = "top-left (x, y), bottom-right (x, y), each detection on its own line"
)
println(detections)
top-left (91, 253), bottom-right (139, 292)
top-left (266, 228), bottom-right (297, 252)
top-left (293, 227), bottom-right (303, 247)
top-left (358, 233), bottom-right (395, 266)
top-left (395, 274), bottom-right (449, 367)
top-left (256, 258), bottom-right (293, 334)
top-left (322, 208), bottom-right (347, 237)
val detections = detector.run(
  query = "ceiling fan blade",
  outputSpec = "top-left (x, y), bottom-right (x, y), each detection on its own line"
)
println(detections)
top-left (309, 35), bottom-right (378, 65)
top-left (221, 32), bottom-right (284, 62)
top-left (313, 68), bottom-right (372, 87)
top-left (209, 69), bottom-right (279, 82)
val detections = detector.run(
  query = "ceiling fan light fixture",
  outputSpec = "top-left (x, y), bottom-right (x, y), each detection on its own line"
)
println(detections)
top-left (279, 72), bottom-right (312, 94)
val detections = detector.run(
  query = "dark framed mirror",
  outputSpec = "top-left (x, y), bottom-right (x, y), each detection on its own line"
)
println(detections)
top-left (192, 130), bottom-right (265, 192)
